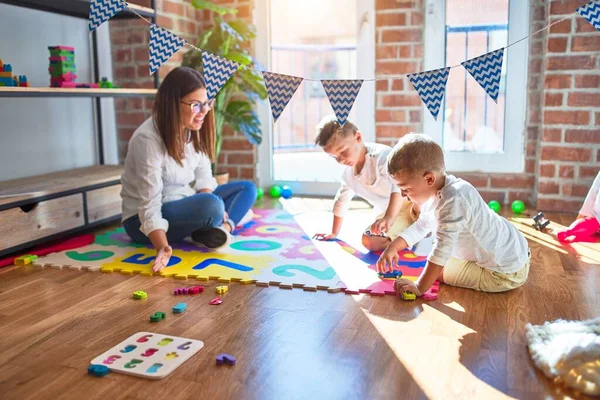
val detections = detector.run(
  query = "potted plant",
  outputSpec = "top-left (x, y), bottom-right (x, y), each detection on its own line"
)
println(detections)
top-left (182, 0), bottom-right (268, 184)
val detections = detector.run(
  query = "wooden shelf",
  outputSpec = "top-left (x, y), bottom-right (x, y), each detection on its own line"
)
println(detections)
top-left (0, 0), bottom-right (155, 20)
top-left (0, 165), bottom-right (124, 209)
top-left (0, 87), bottom-right (157, 98)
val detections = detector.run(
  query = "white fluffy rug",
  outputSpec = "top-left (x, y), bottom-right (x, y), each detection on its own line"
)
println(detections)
top-left (525, 317), bottom-right (600, 396)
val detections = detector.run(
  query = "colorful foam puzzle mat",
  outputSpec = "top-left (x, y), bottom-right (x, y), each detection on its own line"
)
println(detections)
top-left (33, 209), bottom-right (438, 296)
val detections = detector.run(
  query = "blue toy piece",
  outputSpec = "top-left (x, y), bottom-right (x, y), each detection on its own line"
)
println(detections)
top-left (88, 364), bottom-right (109, 377)
top-left (172, 302), bottom-right (187, 314)
top-left (280, 185), bottom-right (293, 199)
top-left (4, 64), bottom-right (12, 72)
top-left (378, 270), bottom-right (402, 280)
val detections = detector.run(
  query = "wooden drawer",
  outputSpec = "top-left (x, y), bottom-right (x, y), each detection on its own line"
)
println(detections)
top-left (87, 184), bottom-right (122, 223)
top-left (0, 194), bottom-right (84, 250)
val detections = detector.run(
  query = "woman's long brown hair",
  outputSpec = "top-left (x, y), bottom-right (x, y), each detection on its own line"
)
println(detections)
top-left (152, 67), bottom-right (216, 166)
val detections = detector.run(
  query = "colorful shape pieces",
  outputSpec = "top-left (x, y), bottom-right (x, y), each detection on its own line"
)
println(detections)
top-left (216, 286), bottom-right (228, 294)
top-left (172, 303), bottom-right (187, 314)
top-left (88, 364), bottom-right (109, 377)
top-left (150, 312), bottom-right (166, 322)
top-left (133, 291), bottom-right (147, 299)
top-left (216, 353), bottom-right (236, 366)
top-left (15, 254), bottom-right (38, 266)
top-left (209, 297), bottom-right (223, 305)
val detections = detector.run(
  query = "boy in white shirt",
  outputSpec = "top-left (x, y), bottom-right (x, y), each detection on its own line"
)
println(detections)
top-left (312, 115), bottom-right (417, 252)
top-left (377, 133), bottom-right (530, 295)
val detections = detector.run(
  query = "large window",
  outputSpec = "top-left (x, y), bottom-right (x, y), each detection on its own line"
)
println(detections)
top-left (425, 0), bottom-right (529, 172)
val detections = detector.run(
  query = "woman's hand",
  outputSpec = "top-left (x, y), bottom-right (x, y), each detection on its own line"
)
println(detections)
top-left (152, 245), bottom-right (172, 272)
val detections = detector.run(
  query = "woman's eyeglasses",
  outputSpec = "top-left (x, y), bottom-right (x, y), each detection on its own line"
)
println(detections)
top-left (181, 100), bottom-right (213, 114)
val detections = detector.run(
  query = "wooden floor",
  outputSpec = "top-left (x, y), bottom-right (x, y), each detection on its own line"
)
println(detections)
top-left (0, 198), bottom-right (599, 400)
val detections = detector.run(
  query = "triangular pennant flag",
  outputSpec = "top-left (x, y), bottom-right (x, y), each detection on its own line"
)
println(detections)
top-left (407, 67), bottom-right (450, 120)
top-left (262, 72), bottom-right (303, 123)
top-left (462, 49), bottom-right (504, 103)
top-left (202, 52), bottom-right (240, 100)
top-left (577, 0), bottom-right (600, 32)
top-left (88, 0), bottom-right (125, 32)
top-left (321, 80), bottom-right (363, 126)
top-left (149, 25), bottom-right (185, 75)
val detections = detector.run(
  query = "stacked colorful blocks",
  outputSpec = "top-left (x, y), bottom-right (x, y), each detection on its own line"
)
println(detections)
top-left (0, 59), bottom-right (28, 87)
top-left (48, 46), bottom-right (77, 88)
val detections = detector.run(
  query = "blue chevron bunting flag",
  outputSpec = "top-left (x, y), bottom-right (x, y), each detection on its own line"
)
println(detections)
top-left (577, 1), bottom-right (600, 32)
top-left (321, 80), bottom-right (363, 126)
top-left (88, 0), bottom-right (125, 32)
top-left (462, 49), bottom-right (504, 103)
top-left (262, 72), bottom-right (303, 123)
top-left (407, 67), bottom-right (450, 120)
top-left (149, 25), bottom-right (185, 75)
top-left (202, 52), bottom-right (240, 100)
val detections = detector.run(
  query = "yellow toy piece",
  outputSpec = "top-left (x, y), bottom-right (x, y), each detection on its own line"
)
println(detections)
top-left (133, 291), bottom-right (147, 299)
top-left (216, 285), bottom-right (228, 295)
top-left (401, 291), bottom-right (416, 301)
top-left (15, 254), bottom-right (38, 266)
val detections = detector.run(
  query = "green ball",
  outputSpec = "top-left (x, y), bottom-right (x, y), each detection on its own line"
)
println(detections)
top-left (511, 200), bottom-right (526, 214)
top-left (488, 200), bottom-right (501, 213)
top-left (269, 185), bottom-right (282, 198)
top-left (256, 188), bottom-right (264, 199)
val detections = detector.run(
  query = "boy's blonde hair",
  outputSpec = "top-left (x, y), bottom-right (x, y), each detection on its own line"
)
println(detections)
top-left (314, 115), bottom-right (359, 147)
top-left (387, 133), bottom-right (446, 177)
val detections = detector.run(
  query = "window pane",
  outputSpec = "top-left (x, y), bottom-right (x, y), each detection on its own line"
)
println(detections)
top-left (443, 0), bottom-right (509, 153)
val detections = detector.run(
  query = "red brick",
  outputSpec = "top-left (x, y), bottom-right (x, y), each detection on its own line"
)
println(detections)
top-left (138, 65), bottom-right (151, 78)
top-left (239, 167), bottom-right (255, 180)
top-left (559, 165), bottom-right (575, 178)
top-left (117, 112), bottom-right (147, 126)
top-left (490, 176), bottom-right (534, 189)
top-left (527, 126), bottom-right (539, 140)
top-left (381, 29), bottom-right (422, 43)
top-left (572, 36), bottom-right (600, 52)
top-left (539, 181), bottom-right (560, 194)
top-left (237, 4), bottom-right (251, 19)
top-left (550, 1), bottom-right (586, 16)
top-left (145, 98), bottom-right (155, 110)
top-left (477, 191), bottom-right (505, 204)
top-left (376, 45), bottom-right (411, 59)
top-left (217, 152), bottom-right (226, 165)
top-left (157, 15), bottom-right (174, 30)
top-left (540, 164), bottom-right (556, 177)
top-left (163, 0), bottom-right (184, 15)
top-left (561, 183), bottom-right (591, 197)
top-left (412, 45), bottom-right (423, 58)
top-left (546, 55), bottom-right (597, 70)
top-left (541, 146), bottom-right (591, 162)
top-left (532, 3), bottom-right (546, 21)
top-left (543, 110), bottom-right (590, 125)
top-left (536, 198), bottom-right (582, 213)
top-left (565, 129), bottom-right (600, 143)
top-left (114, 49), bottom-right (132, 63)
top-left (597, 112), bottom-right (600, 125)
top-left (529, 110), bottom-right (541, 125)
top-left (580, 166), bottom-right (600, 178)
top-left (547, 37), bottom-right (568, 53)
top-left (549, 19), bottom-right (571, 34)
top-left (543, 128), bottom-right (562, 142)
top-left (225, 152), bottom-right (254, 165)
top-left (377, 125), bottom-right (419, 138)
top-left (376, 110), bottom-right (406, 123)
top-left (508, 191), bottom-right (532, 204)
top-left (531, 40), bottom-right (543, 55)
top-left (376, 80), bottom-right (388, 91)
top-left (410, 12), bottom-right (424, 25)
top-left (544, 93), bottom-right (563, 107)
top-left (574, 74), bottom-right (600, 88)
top-left (526, 159), bottom-right (536, 174)
top-left (409, 110), bottom-right (420, 123)
top-left (567, 92), bottom-right (600, 107)
top-left (118, 127), bottom-right (135, 141)
top-left (114, 98), bottom-right (126, 110)
top-left (529, 59), bottom-right (542, 74)
top-left (221, 138), bottom-right (253, 151)
top-left (134, 48), bottom-right (149, 62)
top-left (376, 61), bottom-right (419, 75)
top-left (527, 142), bottom-right (537, 157)
top-left (220, 166), bottom-right (238, 179)
top-left (381, 94), bottom-right (422, 107)
top-left (125, 98), bottom-right (144, 110)
top-left (115, 66), bottom-right (136, 80)
top-left (453, 173), bottom-right (489, 188)
top-left (576, 18), bottom-right (598, 33)
top-left (376, 12), bottom-right (407, 26)
top-left (598, 149), bottom-right (600, 162)
top-left (392, 79), bottom-right (404, 91)
top-left (376, 0), bottom-right (415, 10)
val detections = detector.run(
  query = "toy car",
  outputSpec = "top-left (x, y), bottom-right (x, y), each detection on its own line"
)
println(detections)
top-left (401, 291), bottom-right (416, 301)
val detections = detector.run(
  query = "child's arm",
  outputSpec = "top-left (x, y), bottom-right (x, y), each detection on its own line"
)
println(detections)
top-left (579, 171), bottom-right (600, 219)
top-left (376, 213), bottom-right (431, 272)
top-left (394, 261), bottom-right (443, 296)
top-left (371, 192), bottom-right (403, 234)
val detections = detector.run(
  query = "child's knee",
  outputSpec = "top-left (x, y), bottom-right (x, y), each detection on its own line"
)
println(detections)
top-left (362, 234), bottom-right (389, 252)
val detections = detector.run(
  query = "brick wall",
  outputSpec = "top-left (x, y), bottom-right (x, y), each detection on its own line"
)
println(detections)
top-left (373, 0), bottom-right (599, 213)
top-left (536, 0), bottom-right (600, 213)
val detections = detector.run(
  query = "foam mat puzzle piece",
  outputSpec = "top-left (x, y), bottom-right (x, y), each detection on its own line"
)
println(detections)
top-left (34, 244), bottom-right (130, 270)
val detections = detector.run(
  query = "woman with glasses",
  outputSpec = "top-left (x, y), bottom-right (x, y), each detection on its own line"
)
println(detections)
top-left (120, 67), bottom-right (257, 272)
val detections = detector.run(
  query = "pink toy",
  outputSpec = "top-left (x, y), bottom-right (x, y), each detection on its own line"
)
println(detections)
top-left (557, 217), bottom-right (600, 243)
top-left (209, 297), bottom-right (222, 305)
top-left (173, 286), bottom-right (204, 295)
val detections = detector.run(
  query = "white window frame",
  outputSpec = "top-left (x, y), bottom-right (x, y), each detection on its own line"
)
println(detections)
top-left (424, 0), bottom-right (529, 173)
